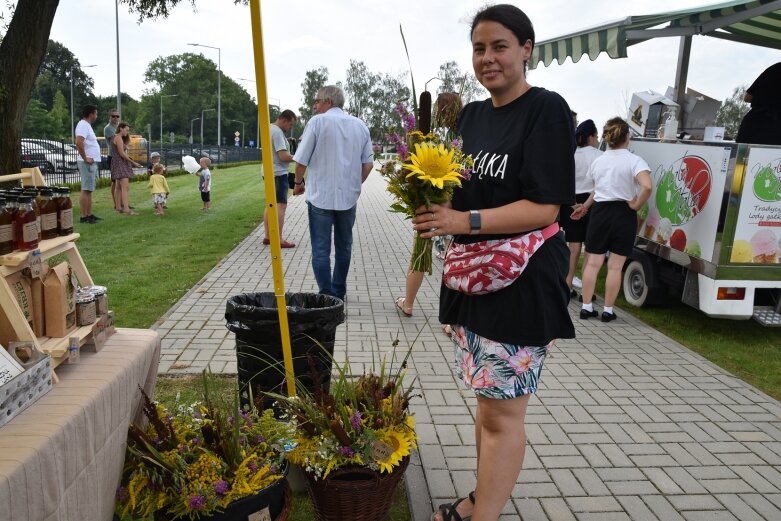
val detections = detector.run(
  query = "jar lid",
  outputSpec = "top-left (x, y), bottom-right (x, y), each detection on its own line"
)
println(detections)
top-left (83, 285), bottom-right (107, 296)
top-left (76, 292), bottom-right (95, 304)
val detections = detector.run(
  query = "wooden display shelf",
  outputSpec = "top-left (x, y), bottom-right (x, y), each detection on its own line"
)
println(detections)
top-left (0, 233), bottom-right (81, 268)
top-left (39, 324), bottom-right (97, 359)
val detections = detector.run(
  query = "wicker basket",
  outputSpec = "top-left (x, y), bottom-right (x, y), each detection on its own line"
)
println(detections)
top-left (0, 350), bottom-right (52, 428)
top-left (304, 457), bottom-right (409, 521)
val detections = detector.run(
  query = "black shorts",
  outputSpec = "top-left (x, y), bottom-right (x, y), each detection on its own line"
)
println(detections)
top-left (201, 191), bottom-right (211, 202)
top-left (585, 201), bottom-right (636, 257)
top-left (560, 192), bottom-right (591, 243)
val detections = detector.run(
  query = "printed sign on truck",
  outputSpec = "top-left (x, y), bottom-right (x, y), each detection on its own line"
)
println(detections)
top-left (630, 141), bottom-right (731, 262)
top-left (731, 147), bottom-right (781, 264)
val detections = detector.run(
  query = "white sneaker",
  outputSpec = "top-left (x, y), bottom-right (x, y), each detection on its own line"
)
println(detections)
top-left (572, 276), bottom-right (582, 289)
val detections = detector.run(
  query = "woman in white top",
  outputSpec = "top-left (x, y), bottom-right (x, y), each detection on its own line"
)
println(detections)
top-left (560, 119), bottom-right (601, 298)
top-left (572, 117), bottom-right (652, 322)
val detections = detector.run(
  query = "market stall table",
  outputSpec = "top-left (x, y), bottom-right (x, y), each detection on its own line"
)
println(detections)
top-left (0, 328), bottom-right (160, 521)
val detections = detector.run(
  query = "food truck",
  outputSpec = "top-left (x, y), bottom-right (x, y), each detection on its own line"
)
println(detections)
top-left (624, 139), bottom-right (781, 325)
top-left (530, 0), bottom-right (781, 325)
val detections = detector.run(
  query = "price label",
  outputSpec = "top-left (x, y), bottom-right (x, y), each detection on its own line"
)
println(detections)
top-left (28, 251), bottom-right (43, 278)
top-left (248, 507), bottom-right (271, 521)
top-left (371, 440), bottom-right (394, 461)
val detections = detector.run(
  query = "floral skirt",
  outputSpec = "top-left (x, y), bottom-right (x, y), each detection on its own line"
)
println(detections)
top-left (452, 324), bottom-right (551, 399)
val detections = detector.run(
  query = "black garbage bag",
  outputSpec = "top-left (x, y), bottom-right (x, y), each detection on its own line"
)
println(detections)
top-left (225, 292), bottom-right (344, 410)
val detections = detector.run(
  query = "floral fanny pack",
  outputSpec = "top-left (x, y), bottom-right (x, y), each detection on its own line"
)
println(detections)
top-left (443, 223), bottom-right (560, 295)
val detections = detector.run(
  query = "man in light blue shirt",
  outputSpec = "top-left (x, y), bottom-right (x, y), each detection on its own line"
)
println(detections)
top-left (293, 85), bottom-right (373, 301)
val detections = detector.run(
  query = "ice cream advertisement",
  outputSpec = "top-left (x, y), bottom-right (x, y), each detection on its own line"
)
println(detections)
top-left (631, 141), bottom-right (731, 262)
top-left (731, 147), bottom-right (781, 264)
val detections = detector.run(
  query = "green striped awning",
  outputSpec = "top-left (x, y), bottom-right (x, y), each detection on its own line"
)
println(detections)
top-left (531, 0), bottom-right (781, 69)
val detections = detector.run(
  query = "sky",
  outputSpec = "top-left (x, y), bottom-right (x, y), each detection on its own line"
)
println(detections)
top-left (25, 0), bottom-right (781, 134)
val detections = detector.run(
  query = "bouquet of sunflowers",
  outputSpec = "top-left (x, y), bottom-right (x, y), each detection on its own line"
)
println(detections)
top-left (379, 91), bottom-right (472, 274)
top-left (269, 350), bottom-right (418, 480)
top-left (115, 372), bottom-right (294, 520)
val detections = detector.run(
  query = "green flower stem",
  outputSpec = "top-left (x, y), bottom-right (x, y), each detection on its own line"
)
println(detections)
top-left (409, 234), bottom-right (433, 275)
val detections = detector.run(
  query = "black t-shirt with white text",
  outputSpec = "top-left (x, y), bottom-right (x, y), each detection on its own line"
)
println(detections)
top-left (440, 87), bottom-right (576, 345)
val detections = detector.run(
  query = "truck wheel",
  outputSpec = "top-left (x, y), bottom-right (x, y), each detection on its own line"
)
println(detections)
top-left (623, 259), bottom-right (666, 307)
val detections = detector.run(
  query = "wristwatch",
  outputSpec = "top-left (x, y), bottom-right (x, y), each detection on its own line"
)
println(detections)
top-left (469, 210), bottom-right (481, 235)
top-left (294, 179), bottom-right (304, 186)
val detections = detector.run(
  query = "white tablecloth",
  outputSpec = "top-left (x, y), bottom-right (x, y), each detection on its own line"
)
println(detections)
top-left (0, 328), bottom-right (160, 521)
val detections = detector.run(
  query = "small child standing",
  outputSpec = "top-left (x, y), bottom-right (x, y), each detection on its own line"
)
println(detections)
top-left (198, 157), bottom-right (212, 211)
top-left (147, 163), bottom-right (170, 216)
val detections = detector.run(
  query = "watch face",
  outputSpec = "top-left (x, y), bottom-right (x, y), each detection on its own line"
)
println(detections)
top-left (470, 210), bottom-right (481, 231)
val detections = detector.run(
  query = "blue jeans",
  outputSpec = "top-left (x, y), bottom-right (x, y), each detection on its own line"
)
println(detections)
top-left (307, 202), bottom-right (357, 300)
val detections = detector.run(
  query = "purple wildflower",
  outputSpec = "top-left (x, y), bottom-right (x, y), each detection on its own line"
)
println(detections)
top-left (349, 411), bottom-right (363, 431)
top-left (115, 487), bottom-right (128, 502)
top-left (248, 461), bottom-right (258, 473)
top-left (461, 167), bottom-right (472, 182)
top-left (213, 480), bottom-right (229, 496)
top-left (339, 446), bottom-right (356, 457)
top-left (188, 495), bottom-right (207, 510)
top-left (397, 143), bottom-right (409, 161)
top-left (255, 434), bottom-right (265, 444)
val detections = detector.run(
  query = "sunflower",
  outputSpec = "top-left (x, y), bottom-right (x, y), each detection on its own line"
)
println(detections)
top-left (403, 142), bottom-right (463, 189)
top-left (373, 427), bottom-right (414, 473)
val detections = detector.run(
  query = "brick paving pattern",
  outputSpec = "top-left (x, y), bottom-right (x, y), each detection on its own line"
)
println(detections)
top-left (154, 170), bottom-right (781, 521)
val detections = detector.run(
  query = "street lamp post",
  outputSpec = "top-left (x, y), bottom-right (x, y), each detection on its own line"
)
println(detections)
top-left (190, 118), bottom-right (200, 144)
top-left (237, 77), bottom-right (262, 148)
top-left (232, 120), bottom-right (245, 148)
top-left (200, 108), bottom-right (215, 148)
top-left (160, 94), bottom-right (178, 152)
top-left (70, 64), bottom-right (97, 144)
top-left (188, 43), bottom-right (221, 147)
top-left (115, 0), bottom-right (121, 114)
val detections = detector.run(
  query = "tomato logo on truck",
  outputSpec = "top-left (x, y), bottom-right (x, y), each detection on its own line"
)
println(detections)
top-left (655, 155), bottom-right (712, 226)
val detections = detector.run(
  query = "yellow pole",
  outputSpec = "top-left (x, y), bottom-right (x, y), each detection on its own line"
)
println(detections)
top-left (249, 0), bottom-right (296, 397)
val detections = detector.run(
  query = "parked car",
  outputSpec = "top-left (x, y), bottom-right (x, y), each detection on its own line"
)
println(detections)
top-left (20, 144), bottom-right (53, 175)
top-left (21, 138), bottom-right (78, 173)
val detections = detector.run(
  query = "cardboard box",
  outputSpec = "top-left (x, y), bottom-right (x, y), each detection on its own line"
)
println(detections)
top-left (43, 262), bottom-right (76, 338)
top-left (628, 90), bottom-right (679, 138)
top-left (0, 273), bottom-right (34, 347)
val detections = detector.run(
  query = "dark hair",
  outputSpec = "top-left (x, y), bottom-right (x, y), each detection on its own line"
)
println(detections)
top-left (602, 117), bottom-right (630, 148)
top-left (279, 109), bottom-right (297, 121)
top-left (575, 119), bottom-right (598, 147)
top-left (81, 104), bottom-right (98, 119)
top-left (117, 122), bottom-right (131, 145)
top-left (471, 4), bottom-right (535, 69)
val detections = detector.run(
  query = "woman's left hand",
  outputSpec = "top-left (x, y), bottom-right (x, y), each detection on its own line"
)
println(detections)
top-left (411, 202), bottom-right (466, 239)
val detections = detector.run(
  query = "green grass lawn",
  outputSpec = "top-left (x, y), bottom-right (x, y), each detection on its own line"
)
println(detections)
top-left (585, 259), bottom-right (781, 400)
top-left (72, 165), bottom-right (266, 329)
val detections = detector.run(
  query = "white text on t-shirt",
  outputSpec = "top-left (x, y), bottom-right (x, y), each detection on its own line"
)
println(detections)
top-left (473, 150), bottom-right (508, 180)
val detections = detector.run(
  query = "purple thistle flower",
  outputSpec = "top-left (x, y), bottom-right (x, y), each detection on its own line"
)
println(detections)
top-left (349, 411), bottom-right (363, 431)
top-left (213, 480), bottom-right (229, 496)
top-left (339, 446), bottom-right (356, 457)
top-left (461, 168), bottom-right (473, 182)
top-left (188, 495), bottom-right (207, 510)
top-left (248, 461), bottom-right (258, 473)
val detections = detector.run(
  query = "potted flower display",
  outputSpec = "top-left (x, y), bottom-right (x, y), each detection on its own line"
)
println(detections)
top-left (115, 372), bottom-right (295, 521)
top-left (269, 352), bottom-right (418, 521)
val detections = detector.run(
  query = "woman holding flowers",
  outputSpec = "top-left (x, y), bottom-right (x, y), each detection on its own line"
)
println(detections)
top-left (413, 5), bottom-right (575, 520)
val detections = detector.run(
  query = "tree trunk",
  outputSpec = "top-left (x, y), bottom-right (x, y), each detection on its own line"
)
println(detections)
top-left (0, 0), bottom-right (60, 175)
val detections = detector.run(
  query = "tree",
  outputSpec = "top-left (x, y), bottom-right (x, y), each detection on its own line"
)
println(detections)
top-left (715, 86), bottom-right (750, 139)
top-left (299, 66), bottom-right (328, 125)
top-left (22, 98), bottom-right (58, 138)
top-left (436, 61), bottom-right (484, 103)
top-left (0, 0), bottom-right (246, 174)
top-left (344, 60), bottom-right (377, 121)
top-left (49, 90), bottom-right (69, 139)
top-left (32, 40), bottom-right (95, 111)
top-left (367, 73), bottom-right (410, 144)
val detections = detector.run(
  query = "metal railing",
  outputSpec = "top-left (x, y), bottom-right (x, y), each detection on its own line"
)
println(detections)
top-left (20, 139), bottom-right (262, 184)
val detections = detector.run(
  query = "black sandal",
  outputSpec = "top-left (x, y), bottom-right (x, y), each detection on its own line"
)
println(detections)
top-left (430, 491), bottom-right (475, 521)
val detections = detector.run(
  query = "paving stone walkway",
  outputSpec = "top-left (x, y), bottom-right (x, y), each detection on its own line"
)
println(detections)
top-left (153, 169), bottom-right (781, 521)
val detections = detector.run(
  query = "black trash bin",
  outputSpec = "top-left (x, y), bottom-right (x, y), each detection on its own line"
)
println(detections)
top-left (225, 292), bottom-right (344, 410)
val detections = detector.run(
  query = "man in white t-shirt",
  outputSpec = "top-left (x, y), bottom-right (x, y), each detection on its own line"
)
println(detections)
top-left (75, 104), bottom-right (102, 224)
top-left (262, 110), bottom-right (297, 247)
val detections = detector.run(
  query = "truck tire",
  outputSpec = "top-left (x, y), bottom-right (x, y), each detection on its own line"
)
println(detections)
top-left (623, 259), bottom-right (666, 307)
